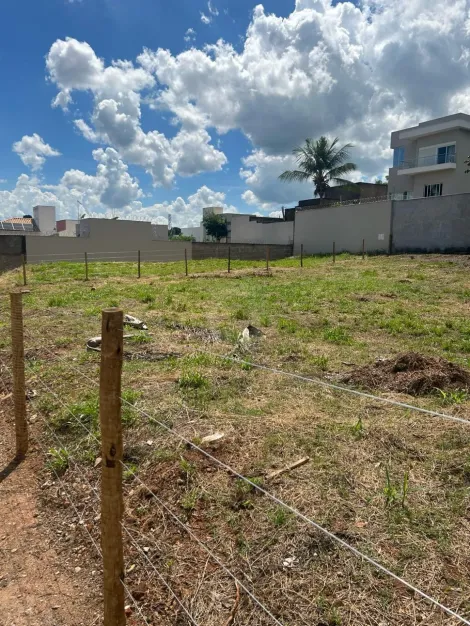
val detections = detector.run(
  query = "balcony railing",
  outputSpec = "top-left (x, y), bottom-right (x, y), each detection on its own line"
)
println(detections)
top-left (398, 153), bottom-right (456, 170)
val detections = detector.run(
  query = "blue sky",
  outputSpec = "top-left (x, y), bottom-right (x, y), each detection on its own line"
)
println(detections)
top-left (1, 0), bottom-right (468, 225)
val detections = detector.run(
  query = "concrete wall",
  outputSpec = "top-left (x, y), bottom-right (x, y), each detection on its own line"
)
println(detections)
top-left (33, 205), bottom-right (57, 235)
top-left (392, 193), bottom-right (470, 253)
top-left (57, 220), bottom-right (79, 236)
top-left (0, 235), bottom-right (24, 273)
top-left (294, 200), bottom-right (392, 255)
top-left (26, 236), bottom-right (190, 264)
top-left (181, 226), bottom-right (203, 241)
top-left (228, 215), bottom-right (294, 245)
top-left (192, 242), bottom-right (293, 261)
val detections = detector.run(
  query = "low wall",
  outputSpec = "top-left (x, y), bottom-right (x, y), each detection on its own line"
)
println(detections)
top-left (192, 242), bottom-right (293, 261)
top-left (26, 237), bottom-right (190, 264)
top-left (294, 200), bottom-right (392, 255)
top-left (392, 194), bottom-right (470, 253)
top-left (0, 235), bottom-right (24, 273)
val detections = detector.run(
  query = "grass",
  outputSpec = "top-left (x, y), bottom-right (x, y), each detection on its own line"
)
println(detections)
top-left (3, 253), bottom-right (470, 625)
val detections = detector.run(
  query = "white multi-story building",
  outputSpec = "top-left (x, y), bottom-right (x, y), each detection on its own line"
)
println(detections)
top-left (388, 113), bottom-right (470, 200)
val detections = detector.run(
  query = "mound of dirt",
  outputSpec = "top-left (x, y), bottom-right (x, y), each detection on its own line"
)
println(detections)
top-left (341, 352), bottom-right (470, 396)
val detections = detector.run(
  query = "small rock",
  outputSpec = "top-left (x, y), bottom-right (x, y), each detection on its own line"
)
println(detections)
top-left (282, 556), bottom-right (297, 568)
top-left (74, 567), bottom-right (82, 573)
top-left (94, 457), bottom-right (102, 468)
top-left (201, 432), bottom-right (225, 445)
top-left (143, 547), bottom-right (150, 554)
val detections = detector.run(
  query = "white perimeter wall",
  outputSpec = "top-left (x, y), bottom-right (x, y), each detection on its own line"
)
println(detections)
top-left (294, 200), bottom-right (392, 254)
top-left (230, 216), bottom-right (294, 245)
top-left (26, 237), bottom-right (191, 264)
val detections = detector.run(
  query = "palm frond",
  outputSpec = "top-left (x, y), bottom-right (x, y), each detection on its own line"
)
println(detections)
top-left (278, 169), bottom-right (311, 183)
top-left (328, 162), bottom-right (357, 179)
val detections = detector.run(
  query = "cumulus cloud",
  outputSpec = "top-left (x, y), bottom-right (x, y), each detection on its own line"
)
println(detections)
top-left (200, 12), bottom-right (211, 25)
top-left (127, 185), bottom-right (238, 227)
top-left (12, 134), bottom-right (61, 171)
top-left (45, 2), bottom-right (470, 207)
top-left (46, 37), bottom-right (226, 187)
top-left (0, 147), bottom-right (142, 221)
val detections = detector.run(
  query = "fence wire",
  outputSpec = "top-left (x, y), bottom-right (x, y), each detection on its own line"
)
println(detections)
top-left (12, 332), bottom-right (470, 625)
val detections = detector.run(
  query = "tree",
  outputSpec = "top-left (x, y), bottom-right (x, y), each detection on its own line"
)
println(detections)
top-left (169, 227), bottom-right (182, 238)
top-left (279, 136), bottom-right (357, 199)
top-left (202, 213), bottom-right (228, 241)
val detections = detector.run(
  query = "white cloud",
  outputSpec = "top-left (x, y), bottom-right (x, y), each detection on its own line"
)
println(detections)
top-left (184, 28), bottom-right (196, 43)
top-left (200, 12), bottom-right (211, 25)
top-left (122, 185), bottom-right (238, 227)
top-left (0, 147), bottom-right (142, 220)
top-left (46, 37), bottom-right (226, 187)
top-left (207, 1), bottom-right (219, 16)
top-left (12, 134), bottom-right (61, 171)
top-left (0, 179), bottom-right (7, 184)
top-left (45, 2), bottom-right (470, 207)
top-left (240, 150), bottom-right (312, 209)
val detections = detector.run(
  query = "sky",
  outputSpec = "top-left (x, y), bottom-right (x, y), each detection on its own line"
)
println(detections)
top-left (1, 0), bottom-right (470, 227)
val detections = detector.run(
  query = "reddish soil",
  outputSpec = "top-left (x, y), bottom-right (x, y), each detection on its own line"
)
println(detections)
top-left (341, 352), bottom-right (470, 396)
top-left (0, 392), bottom-right (101, 625)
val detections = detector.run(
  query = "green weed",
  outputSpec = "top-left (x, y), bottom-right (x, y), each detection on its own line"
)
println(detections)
top-left (47, 447), bottom-right (69, 475)
top-left (437, 388), bottom-right (468, 405)
top-left (323, 327), bottom-right (352, 344)
top-left (178, 371), bottom-right (209, 389)
top-left (268, 506), bottom-right (292, 527)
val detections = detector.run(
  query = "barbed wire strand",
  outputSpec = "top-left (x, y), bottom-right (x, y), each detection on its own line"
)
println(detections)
top-left (22, 327), bottom-right (470, 428)
top-left (17, 365), bottom-right (202, 626)
top-left (122, 525), bottom-right (201, 626)
top-left (16, 343), bottom-right (470, 623)
top-left (19, 360), bottom-right (285, 625)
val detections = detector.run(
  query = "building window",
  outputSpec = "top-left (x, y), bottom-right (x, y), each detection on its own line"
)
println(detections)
top-left (437, 144), bottom-right (455, 164)
top-left (393, 146), bottom-right (405, 168)
top-left (424, 183), bottom-right (443, 197)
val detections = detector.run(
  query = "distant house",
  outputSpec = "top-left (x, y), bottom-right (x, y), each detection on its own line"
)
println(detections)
top-left (388, 113), bottom-right (470, 200)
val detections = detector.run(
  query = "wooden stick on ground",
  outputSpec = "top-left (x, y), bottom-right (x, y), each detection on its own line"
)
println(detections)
top-left (267, 457), bottom-right (310, 481)
top-left (224, 582), bottom-right (240, 626)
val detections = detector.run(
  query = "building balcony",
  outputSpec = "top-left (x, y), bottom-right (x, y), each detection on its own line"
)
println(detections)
top-left (397, 153), bottom-right (456, 176)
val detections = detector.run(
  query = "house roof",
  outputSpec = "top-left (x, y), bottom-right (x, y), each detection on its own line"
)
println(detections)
top-left (2, 217), bottom-right (33, 224)
top-left (0, 216), bottom-right (38, 232)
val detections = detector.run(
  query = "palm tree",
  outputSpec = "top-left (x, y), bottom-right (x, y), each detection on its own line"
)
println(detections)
top-left (279, 136), bottom-right (357, 200)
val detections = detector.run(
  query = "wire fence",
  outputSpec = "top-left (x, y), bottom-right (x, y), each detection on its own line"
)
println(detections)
top-left (2, 294), bottom-right (470, 625)
top-left (6, 239), bottom-right (390, 286)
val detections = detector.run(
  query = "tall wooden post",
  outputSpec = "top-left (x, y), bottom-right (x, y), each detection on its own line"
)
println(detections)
top-left (266, 245), bottom-right (270, 272)
top-left (184, 248), bottom-right (188, 276)
top-left (85, 252), bottom-right (89, 281)
top-left (362, 239), bottom-right (365, 260)
top-left (228, 246), bottom-right (231, 273)
top-left (300, 244), bottom-right (304, 268)
top-left (99, 309), bottom-right (125, 626)
top-left (21, 255), bottom-right (27, 287)
top-left (137, 250), bottom-right (141, 279)
top-left (333, 241), bottom-right (336, 264)
top-left (10, 293), bottom-right (28, 459)
top-left (388, 233), bottom-right (393, 256)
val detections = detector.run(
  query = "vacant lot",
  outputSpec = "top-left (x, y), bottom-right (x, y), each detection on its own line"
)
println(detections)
top-left (1, 254), bottom-right (470, 625)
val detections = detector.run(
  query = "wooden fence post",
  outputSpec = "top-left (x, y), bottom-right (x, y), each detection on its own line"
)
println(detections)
top-left (10, 292), bottom-right (28, 459)
top-left (21, 254), bottom-right (27, 287)
top-left (266, 245), bottom-right (270, 272)
top-left (333, 241), bottom-right (336, 264)
top-left (184, 248), bottom-right (188, 276)
top-left (99, 308), bottom-right (125, 626)
top-left (228, 246), bottom-right (231, 273)
top-left (137, 250), bottom-right (141, 279)
top-left (362, 239), bottom-right (365, 260)
top-left (300, 244), bottom-right (304, 268)
top-left (85, 252), bottom-right (89, 281)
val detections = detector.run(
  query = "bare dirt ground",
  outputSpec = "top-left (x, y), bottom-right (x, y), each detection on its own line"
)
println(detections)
top-left (0, 391), bottom-right (101, 626)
